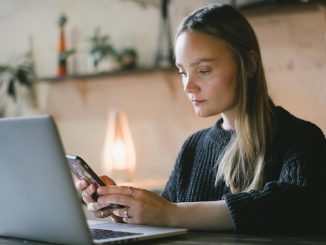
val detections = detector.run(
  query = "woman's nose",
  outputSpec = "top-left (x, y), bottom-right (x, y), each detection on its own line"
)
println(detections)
top-left (183, 75), bottom-right (199, 93)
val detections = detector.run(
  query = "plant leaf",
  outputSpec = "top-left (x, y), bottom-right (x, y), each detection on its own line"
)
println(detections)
top-left (16, 69), bottom-right (31, 86)
top-left (7, 79), bottom-right (16, 100)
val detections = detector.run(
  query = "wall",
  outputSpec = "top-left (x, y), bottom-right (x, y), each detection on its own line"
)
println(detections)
top-left (245, 7), bottom-right (326, 133)
top-left (0, 0), bottom-right (239, 77)
top-left (2, 1), bottom-right (326, 188)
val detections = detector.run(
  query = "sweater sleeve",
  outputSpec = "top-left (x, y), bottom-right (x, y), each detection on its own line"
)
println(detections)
top-left (224, 124), bottom-right (326, 235)
top-left (160, 158), bottom-right (179, 202)
top-left (160, 129), bottom-right (206, 202)
top-left (160, 134), bottom-right (194, 202)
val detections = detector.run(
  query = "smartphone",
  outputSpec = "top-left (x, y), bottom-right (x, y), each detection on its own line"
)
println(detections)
top-left (66, 154), bottom-right (123, 208)
top-left (66, 154), bottom-right (105, 187)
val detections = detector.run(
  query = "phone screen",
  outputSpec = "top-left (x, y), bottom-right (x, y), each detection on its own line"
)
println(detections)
top-left (66, 154), bottom-right (105, 186)
top-left (66, 154), bottom-right (123, 209)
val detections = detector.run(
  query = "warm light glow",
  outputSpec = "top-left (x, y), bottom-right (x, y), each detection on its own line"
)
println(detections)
top-left (112, 139), bottom-right (127, 170)
top-left (102, 110), bottom-right (136, 182)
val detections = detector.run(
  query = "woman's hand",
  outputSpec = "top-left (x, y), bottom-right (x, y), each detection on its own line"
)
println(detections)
top-left (89, 186), bottom-right (176, 226)
top-left (83, 183), bottom-right (233, 230)
top-left (75, 175), bottom-right (121, 221)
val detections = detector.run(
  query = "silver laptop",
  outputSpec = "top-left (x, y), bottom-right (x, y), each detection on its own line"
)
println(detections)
top-left (0, 115), bottom-right (187, 244)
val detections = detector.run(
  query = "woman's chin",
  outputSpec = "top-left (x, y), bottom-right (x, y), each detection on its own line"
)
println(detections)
top-left (195, 109), bottom-right (209, 118)
top-left (195, 108), bottom-right (219, 118)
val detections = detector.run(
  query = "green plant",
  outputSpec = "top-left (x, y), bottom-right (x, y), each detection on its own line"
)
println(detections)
top-left (0, 58), bottom-right (34, 101)
top-left (118, 48), bottom-right (137, 69)
top-left (89, 27), bottom-right (118, 68)
top-left (0, 54), bottom-right (35, 117)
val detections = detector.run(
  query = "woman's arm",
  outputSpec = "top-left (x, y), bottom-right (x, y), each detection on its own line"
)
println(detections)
top-left (169, 200), bottom-right (234, 230)
top-left (90, 185), bottom-right (234, 231)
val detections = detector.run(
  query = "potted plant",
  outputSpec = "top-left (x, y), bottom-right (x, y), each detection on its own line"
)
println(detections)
top-left (89, 27), bottom-right (119, 72)
top-left (0, 54), bottom-right (35, 117)
top-left (89, 28), bottom-right (138, 72)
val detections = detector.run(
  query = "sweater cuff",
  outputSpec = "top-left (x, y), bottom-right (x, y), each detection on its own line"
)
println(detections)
top-left (223, 192), bottom-right (257, 234)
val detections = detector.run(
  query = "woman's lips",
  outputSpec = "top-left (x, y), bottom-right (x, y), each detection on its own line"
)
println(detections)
top-left (192, 99), bottom-right (205, 106)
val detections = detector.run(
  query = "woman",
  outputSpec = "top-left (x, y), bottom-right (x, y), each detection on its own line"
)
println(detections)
top-left (78, 4), bottom-right (326, 235)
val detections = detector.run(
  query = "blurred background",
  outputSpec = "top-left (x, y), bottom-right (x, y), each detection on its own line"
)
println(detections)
top-left (0, 0), bottom-right (325, 190)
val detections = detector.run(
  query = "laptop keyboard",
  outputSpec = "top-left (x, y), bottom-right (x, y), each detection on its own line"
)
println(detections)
top-left (91, 228), bottom-right (142, 240)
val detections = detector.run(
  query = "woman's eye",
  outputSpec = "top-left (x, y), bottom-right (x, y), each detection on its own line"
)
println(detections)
top-left (198, 70), bottom-right (210, 76)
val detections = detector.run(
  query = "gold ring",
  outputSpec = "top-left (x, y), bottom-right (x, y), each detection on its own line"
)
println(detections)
top-left (128, 186), bottom-right (133, 197)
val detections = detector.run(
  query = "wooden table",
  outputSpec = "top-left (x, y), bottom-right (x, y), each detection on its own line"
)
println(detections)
top-left (136, 231), bottom-right (326, 245)
top-left (1, 231), bottom-right (326, 244)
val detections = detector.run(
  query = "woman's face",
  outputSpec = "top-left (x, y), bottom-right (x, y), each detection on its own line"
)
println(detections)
top-left (175, 31), bottom-right (239, 118)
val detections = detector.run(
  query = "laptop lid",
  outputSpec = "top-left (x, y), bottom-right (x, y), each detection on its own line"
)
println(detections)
top-left (0, 115), bottom-right (93, 244)
top-left (0, 115), bottom-right (187, 244)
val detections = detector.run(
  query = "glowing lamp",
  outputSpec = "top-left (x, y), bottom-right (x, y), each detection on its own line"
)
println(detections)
top-left (102, 110), bottom-right (136, 183)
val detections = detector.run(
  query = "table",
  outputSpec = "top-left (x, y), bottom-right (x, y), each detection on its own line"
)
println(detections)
top-left (136, 231), bottom-right (326, 244)
top-left (1, 231), bottom-right (326, 245)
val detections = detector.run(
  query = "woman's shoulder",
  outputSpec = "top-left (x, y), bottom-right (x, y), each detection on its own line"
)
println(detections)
top-left (275, 106), bottom-right (325, 139)
top-left (273, 106), bottom-right (326, 156)
top-left (270, 106), bottom-right (326, 187)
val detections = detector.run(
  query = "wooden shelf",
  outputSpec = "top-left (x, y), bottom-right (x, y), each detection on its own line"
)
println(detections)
top-left (36, 66), bottom-right (177, 83)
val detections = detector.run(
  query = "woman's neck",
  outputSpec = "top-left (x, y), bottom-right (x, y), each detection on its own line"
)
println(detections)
top-left (221, 111), bottom-right (235, 130)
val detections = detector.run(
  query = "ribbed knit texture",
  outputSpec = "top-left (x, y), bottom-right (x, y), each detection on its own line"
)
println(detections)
top-left (161, 107), bottom-right (326, 235)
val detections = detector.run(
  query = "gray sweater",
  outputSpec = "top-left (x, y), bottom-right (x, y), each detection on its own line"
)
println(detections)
top-left (161, 107), bottom-right (326, 235)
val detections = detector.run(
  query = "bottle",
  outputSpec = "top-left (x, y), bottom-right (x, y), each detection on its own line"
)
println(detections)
top-left (57, 14), bottom-right (67, 77)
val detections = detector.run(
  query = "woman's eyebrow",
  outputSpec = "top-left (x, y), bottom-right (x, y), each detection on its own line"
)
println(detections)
top-left (175, 58), bottom-right (216, 68)
top-left (190, 58), bottom-right (216, 67)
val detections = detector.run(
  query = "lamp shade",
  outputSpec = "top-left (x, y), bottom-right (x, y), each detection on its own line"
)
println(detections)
top-left (102, 110), bottom-right (136, 183)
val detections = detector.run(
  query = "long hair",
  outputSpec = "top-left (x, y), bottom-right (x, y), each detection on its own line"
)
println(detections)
top-left (176, 4), bottom-right (274, 193)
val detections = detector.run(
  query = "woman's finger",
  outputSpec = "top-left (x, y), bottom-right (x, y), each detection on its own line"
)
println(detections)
top-left (97, 185), bottom-right (137, 197)
top-left (115, 207), bottom-right (140, 224)
top-left (112, 207), bottom-right (131, 218)
top-left (88, 200), bottom-right (109, 211)
top-left (97, 192), bottom-right (135, 208)
top-left (100, 175), bottom-right (116, 186)
top-left (75, 179), bottom-right (89, 191)
top-left (92, 207), bottom-right (114, 218)
top-left (82, 184), bottom-right (97, 203)
top-left (109, 214), bottom-right (123, 223)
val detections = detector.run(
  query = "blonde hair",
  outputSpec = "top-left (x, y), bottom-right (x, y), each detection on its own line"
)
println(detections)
top-left (176, 4), bottom-right (274, 193)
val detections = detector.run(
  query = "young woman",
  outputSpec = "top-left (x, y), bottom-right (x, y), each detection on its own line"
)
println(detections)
top-left (78, 4), bottom-right (326, 235)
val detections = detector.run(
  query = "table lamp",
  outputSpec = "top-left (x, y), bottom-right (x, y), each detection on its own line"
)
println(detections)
top-left (102, 110), bottom-right (136, 183)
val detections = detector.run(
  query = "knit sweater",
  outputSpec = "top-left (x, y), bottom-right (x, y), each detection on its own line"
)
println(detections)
top-left (161, 106), bottom-right (326, 235)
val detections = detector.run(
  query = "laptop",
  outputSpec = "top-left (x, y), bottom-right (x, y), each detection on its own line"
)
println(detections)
top-left (0, 115), bottom-right (187, 244)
